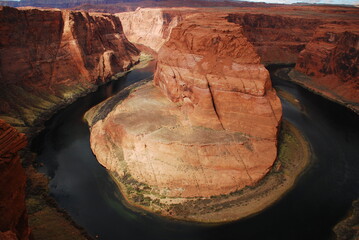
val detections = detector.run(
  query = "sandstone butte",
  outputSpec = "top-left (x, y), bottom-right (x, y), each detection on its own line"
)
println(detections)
top-left (87, 12), bottom-right (282, 221)
top-left (0, 119), bottom-right (30, 240)
top-left (0, 6), bottom-right (140, 135)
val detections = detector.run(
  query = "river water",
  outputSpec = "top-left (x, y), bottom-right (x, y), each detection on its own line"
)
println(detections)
top-left (33, 63), bottom-right (359, 240)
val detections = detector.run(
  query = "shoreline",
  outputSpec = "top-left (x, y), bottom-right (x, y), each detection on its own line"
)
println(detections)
top-left (19, 54), bottom-right (153, 240)
top-left (1, 53), bottom-right (153, 141)
top-left (287, 69), bottom-right (359, 115)
top-left (107, 120), bottom-right (312, 223)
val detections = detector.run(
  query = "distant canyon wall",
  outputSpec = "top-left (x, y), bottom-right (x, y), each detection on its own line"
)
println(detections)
top-left (117, 8), bottom-right (184, 52)
top-left (0, 6), bottom-right (140, 134)
top-left (294, 23), bottom-right (359, 112)
top-left (226, 13), bottom-right (321, 65)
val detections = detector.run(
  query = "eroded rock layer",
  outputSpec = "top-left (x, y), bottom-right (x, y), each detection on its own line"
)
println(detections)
top-left (0, 120), bottom-right (29, 240)
top-left (226, 13), bottom-right (321, 64)
top-left (154, 13), bottom-right (282, 138)
top-left (87, 13), bottom-right (282, 220)
top-left (293, 23), bottom-right (359, 113)
top-left (0, 6), bottom-right (140, 134)
top-left (116, 8), bottom-right (183, 52)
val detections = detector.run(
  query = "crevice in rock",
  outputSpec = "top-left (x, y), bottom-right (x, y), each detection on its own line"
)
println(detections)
top-left (205, 76), bottom-right (224, 130)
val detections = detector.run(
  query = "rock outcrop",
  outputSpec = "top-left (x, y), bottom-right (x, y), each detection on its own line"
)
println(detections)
top-left (87, 13), bottom-right (282, 221)
top-left (116, 8), bottom-right (183, 52)
top-left (154, 13), bottom-right (282, 138)
top-left (334, 199), bottom-right (359, 240)
top-left (292, 23), bottom-right (359, 113)
top-left (0, 6), bottom-right (140, 135)
top-left (0, 120), bottom-right (30, 240)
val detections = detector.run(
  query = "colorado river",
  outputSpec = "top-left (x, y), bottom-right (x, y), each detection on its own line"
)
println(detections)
top-left (33, 63), bottom-right (359, 240)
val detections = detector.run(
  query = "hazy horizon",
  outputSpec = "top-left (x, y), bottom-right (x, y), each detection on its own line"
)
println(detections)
top-left (0, 0), bottom-right (358, 5)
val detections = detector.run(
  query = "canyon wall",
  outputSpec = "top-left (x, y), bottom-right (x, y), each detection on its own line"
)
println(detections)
top-left (87, 12), bottom-right (282, 221)
top-left (226, 7), bottom-right (359, 113)
top-left (116, 8), bottom-right (184, 52)
top-left (293, 23), bottom-right (359, 112)
top-left (0, 120), bottom-right (29, 240)
top-left (0, 6), bottom-right (140, 135)
top-left (226, 13), bottom-right (321, 65)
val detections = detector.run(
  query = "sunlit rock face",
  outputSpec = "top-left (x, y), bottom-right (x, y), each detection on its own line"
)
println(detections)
top-left (154, 13), bottom-right (282, 138)
top-left (0, 120), bottom-right (29, 240)
top-left (88, 12), bottom-right (282, 208)
top-left (0, 6), bottom-right (140, 133)
top-left (117, 8), bottom-right (183, 52)
top-left (0, 6), bottom-right (139, 86)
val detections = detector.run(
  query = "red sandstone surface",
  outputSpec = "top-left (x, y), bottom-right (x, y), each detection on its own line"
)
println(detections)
top-left (294, 23), bottom-right (359, 112)
top-left (0, 120), bottom-right (29, 240)
top-left (87, 12), bottom-right (282, 217)
top-left (116, 8), bottom-right (186, 52)
top-left (0, 6), bottom-right (139, 86)
top-left (0, 6), bottom-right (140, 133)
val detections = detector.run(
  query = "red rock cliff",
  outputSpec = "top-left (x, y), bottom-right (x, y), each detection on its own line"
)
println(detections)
top-left (0, 6), bottom-right (140, 133)
top-left (226, 12), bottom-right (321, 65)
top-left (116, 8), bottom-right (184, 52)
top-left (0, 6), bottom-right (139, 86)
top-left (295, 24), bottom-right (359, 102)
top-left (0, 120), bottom-right (29, 240)
top-left (154, 13), bottom-right (282, 138)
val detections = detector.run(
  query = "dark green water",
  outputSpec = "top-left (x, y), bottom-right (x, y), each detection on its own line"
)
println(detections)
top-left (34, 64), bottom-right (359, 240)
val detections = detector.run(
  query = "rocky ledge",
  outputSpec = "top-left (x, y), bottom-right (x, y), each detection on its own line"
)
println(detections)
top-left (0, 120), bottom-right (29, 240)
top-left (84, 13), bottom-right (302, 222)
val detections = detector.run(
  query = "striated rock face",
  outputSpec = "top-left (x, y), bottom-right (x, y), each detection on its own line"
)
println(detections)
top-left (116, 8), bottom-right (183, 52)
top-left (154, 13), bottom-right (282, 138)
top-left (87, 13), bottom-right (282, 220)
top-left (226, 13), bottom-right (321, 65)
top-left (294, 24), bottom-right (359, 109)
top-left (0, 6), bottom-right (139, 86)
top-left (0, 120), bottom-right (29, 240)
top-left (0, 6), bottom-right (140, 134)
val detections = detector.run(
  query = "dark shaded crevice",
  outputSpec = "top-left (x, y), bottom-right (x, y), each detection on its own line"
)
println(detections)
top-left (205, 77), bottom-right (224, 130)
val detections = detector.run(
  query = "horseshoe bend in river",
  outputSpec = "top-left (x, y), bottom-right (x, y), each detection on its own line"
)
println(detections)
top-left (33, 62), bottom-right (359, 240)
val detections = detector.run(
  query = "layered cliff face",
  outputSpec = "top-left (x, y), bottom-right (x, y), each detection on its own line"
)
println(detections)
top-left (0, 6), bottom-right (140, 134)
top-left (0, 120), bottom-right (29, 240)
top-left (116, 8), bottom-right (183, 52)
top-left (293, 23), bottom-right (359, 112)
top-left (154, 13), bottom-right (282, 138)
top-left (226, 13), bottom-right (321, 65)
top-left (87, 12), bottom-right (282, 221)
